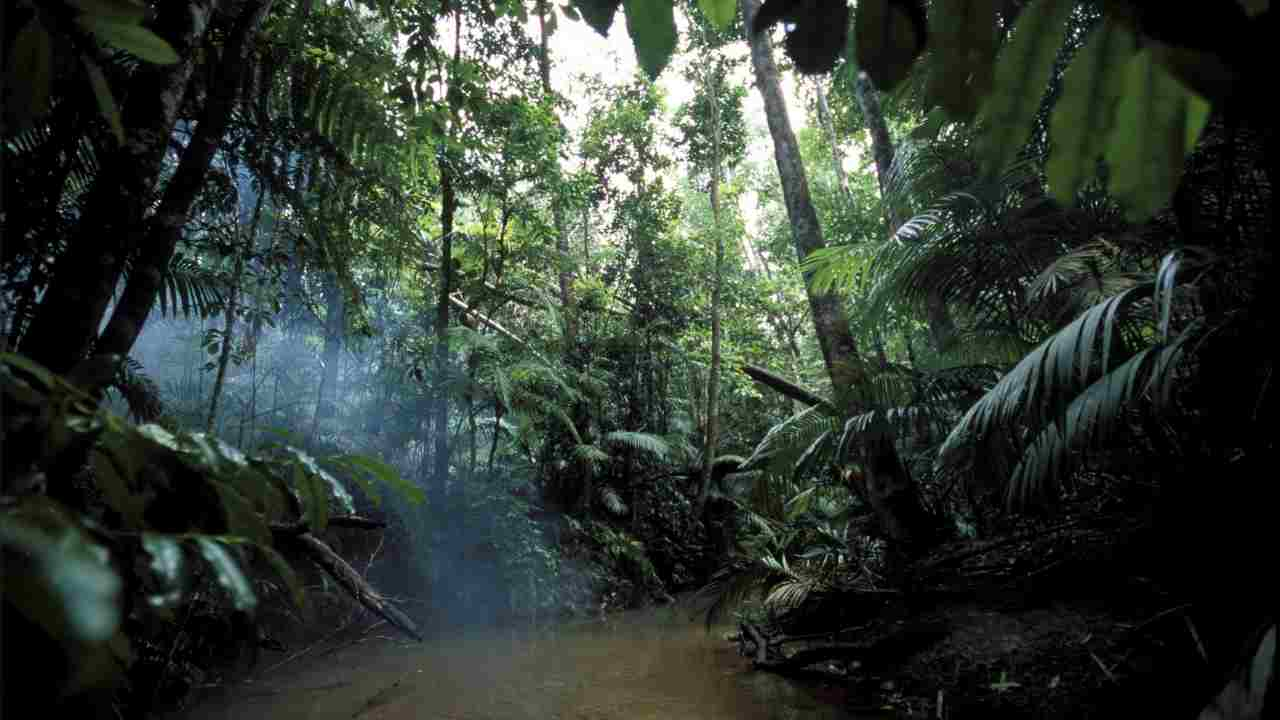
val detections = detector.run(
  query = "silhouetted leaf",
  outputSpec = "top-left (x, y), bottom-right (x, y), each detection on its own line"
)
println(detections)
top-left (1047, 18), bottom-right (1136, 203)
top-left (926, 0), bottom-right (998, 119)
top-left (570, 0), bottom-right (620, 36)
top-left (1104, 49), bottom-right (1211, 220)
top-left (623, 0), bottom-right (676, 80)
top-left (976, 0), bottom-right (1072, 179)
top-left (7, 19), bottom-right (54, 133)
top-left (77, 17), bottom-right (180, 64)
top-left (855, 0), bottom-right (926, 91)
top-left (82, 55), bottom-right (126, 145)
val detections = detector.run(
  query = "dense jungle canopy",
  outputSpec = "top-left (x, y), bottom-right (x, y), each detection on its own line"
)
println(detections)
top-left (1, 0), bottom-right (1275, 718)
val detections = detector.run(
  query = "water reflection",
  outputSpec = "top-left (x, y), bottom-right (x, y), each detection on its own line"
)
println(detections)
top-left (179, 606), bottom-right (856, 720)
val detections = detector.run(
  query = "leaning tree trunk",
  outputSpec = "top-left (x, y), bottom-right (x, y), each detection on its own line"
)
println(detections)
top-left (19, 0), bottom-right (225, 375)
top-left (742, 0), bottom-right (932, 551)
top-left (93, 0), bottom-right (276, 371)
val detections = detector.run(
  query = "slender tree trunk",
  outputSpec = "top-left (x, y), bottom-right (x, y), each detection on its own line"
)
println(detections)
top-left (851, 71), bottom-right (957, 353)
top-left (207, 185), bottom-right (267, 431)
top-left (19, 0), bottom-right (224, 374)
top-left (697, 65), bottom-right (726, 514)
top-left (91, 0), bottom-right (276, 372)
top-left (743, 0), bottom-right (932, 551)
top-left (536, 0), bottom-right (576, 350)
top-left (314, 271), bottom-right (346, 422)
top-left (812, 79), bottom-right (851, 196)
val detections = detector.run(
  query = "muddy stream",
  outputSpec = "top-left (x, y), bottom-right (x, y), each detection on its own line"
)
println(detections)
top-left (177, 605), bottom-right (873, 720)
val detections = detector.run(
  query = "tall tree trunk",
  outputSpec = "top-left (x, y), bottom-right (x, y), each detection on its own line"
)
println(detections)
top-left (207, 185), bottom-right (268, 431)
top-left (851, 71), bottom-right (957, 353)
top-left (432, 7), bottom-right (464, 509)
top-left (19, 0), bottom-right (224, 374)
top-left (697, 65), bottom-right (726, 514)
top-left (314, 272), bottom-right (346, 422)
top-left (536, 0), bottom-right (576, 350)
top-left (91, 0), bottom-right (276, 371)
top-left (742, 0), bottom-right (932, 551)
top-left (812, 79), bottom-right (851, 196)
top-left (742, 0), bottom-right (861, 403)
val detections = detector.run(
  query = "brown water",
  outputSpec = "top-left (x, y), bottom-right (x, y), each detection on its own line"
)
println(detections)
top-left (179, 606), bottom-right (864, 720)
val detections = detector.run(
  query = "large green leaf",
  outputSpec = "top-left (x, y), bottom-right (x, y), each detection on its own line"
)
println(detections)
top-left (975, 0), bottom-right (1072, 178)
top-left (623, 0), bottom-right (677, 80)
top-left (81, 55), bottom-right (126, 145)
top-left (1104, 50), bottom-right (1211, 220)
top-left (192, 537), bottom-right (257, 613)
top-left (6, 18), bottom-right (54, 133)
top-left (66, 0), bottom-right (147, 23)
top-left (77, 16), bottom-right (181, 64)
top-left (926, 0), bottom-right (999, 119)
top-left (1046, 19), bottom-right (1137, 203)
top-left (697, 0), bottom-right (735, 30)
top-left (0, 499), bottom-right (122, 647)
top-left (140, 534), bottom-right (186, 609)
top-left (854, 0), bottom-right (926, 91)
top-left (570, 0), bottom-right (622, 36)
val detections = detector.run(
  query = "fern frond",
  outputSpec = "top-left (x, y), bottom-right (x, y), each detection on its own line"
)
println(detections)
top-left (603, 430), bottom-right (671, 460)
top-left (598, 485), bottom-right (628, 516)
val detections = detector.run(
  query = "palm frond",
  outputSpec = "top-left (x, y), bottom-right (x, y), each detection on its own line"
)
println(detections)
top-left (1005, 324), bottom-right (1201, 506)
top-left (603, 430), bottom-right (671, 460)
top-left (597, 485), bottom-right (629, 516)
top-left (151, 254), bottom-right (227, 319)
top-left (573, 443), bottom-right (611, 465)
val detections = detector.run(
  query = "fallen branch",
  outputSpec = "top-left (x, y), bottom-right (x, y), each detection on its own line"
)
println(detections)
top-left (754, 643), bottom-right (865, 674)
top-left (740, 364), bottom-right (834, 411)
top-left (288, 532), bottom-right (423, 642)
top-left (270, 514), bottom-right (387, 536)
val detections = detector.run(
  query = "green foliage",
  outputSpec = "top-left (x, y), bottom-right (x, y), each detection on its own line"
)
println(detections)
top-left (2, 1), bottom-right (179, 139)
top-left (972, 0), bottom-right (1073, 179)
top-left (937, 249), bottom-right (1216, 506)
top-left (848, 0), bottom-right (1253, 221)
top-left (623, 0), bottom-right (677, 80)
top-left (1, 353), bottom-right (417, 697)
top-left (696, 0), bottom-right (737, 30)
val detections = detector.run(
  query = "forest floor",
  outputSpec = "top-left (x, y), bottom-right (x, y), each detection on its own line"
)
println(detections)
top-left (731, 507), bottom-right (1263, 719)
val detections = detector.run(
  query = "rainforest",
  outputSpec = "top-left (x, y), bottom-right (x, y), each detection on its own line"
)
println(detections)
top-left (1, 0), bottom-right (1275, 718)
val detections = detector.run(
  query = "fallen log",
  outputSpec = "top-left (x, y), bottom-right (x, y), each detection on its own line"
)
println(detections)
top-left (270, 514), bottom-right (387, 536)
top-left (740, 364), bottom-right (834, 411)
top-left (287, 532), bottom-right (423, 642)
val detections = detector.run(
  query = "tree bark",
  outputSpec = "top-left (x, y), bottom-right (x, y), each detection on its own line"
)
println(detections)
top-left (743, 0), bottom-right (933, 551)
top-left (91, 0), bottom-right (276, 372)
top-left (207, 184), bottom-right (268, 431)
top-left (741, 0), bottom-right (863, 405)
top-left (283, 532), bottom-right (422, 642)
top-left (697, 64), bottom-right (726, 514)
top-left (19, 0), bottom-right (224, 374)
top-left (314, 271), bottom-right (346, 423)
top-left (536, 0), bottom-right (577, 350)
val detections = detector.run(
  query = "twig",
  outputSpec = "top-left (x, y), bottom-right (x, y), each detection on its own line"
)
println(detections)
top-left (1184, 614), bottom-right (1209, 662)
top-left (1088, 650), bottom-right (1118, 684)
